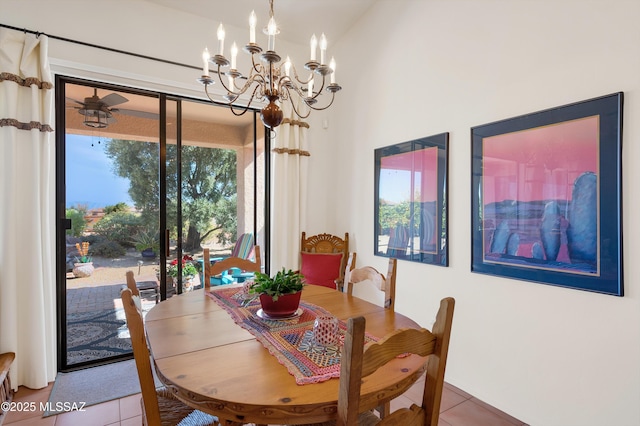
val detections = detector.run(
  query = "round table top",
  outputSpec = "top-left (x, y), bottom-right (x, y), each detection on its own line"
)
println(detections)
top-left (145, 284), bottom-right (425, 424)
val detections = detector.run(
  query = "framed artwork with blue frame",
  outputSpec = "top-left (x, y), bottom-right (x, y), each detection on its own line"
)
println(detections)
top-left (374, 133), bottom-right (448, 266)
top-left (471, 93), bottom-right (623, 296)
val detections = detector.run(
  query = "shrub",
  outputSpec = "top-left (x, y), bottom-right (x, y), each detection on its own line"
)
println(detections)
top-left (92, 211), bottom-right (143, 247)
top-left (91, 240), bottom-right (126, 258)
top-left (65, 207), bottom-right (87, 237)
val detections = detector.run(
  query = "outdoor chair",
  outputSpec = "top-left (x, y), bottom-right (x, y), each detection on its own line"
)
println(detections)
top-left (203, 246), bottom-right (261, 289)
top-left (199, 233), bottom-right (256, 285)
top-left (125, 270), bottom-right (159, 304)
top-left (229, 232), bottom-right (255, 260)
top-left (336, 298), bottom-right (454, 426)
top-left (300, 232), bottom-right (349, 290)
top-left (121, 288), bottom-right (219, 426)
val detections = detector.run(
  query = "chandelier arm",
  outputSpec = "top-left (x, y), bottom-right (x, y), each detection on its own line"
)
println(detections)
top-left (289, 63), bottom-right (313, 86)
top-left (203, 83), bottom-right (218, 103)
top-left (304, 91), bottom-right (337, 111)
top-left (310, 75), bottom-right (327, 100)
top-left (218, 65), bottom-right (259, 98)
top-left (286, 80), bottom-right (311, 102)
top-left (228, 85), bottom-right (262, 116)
top-left (284, 87), bottom-right (312, 119)
top-left (235, 75), bottom-right (263, 99)
top-left (250, 52), bottom-right (263, 75)
top-left (216, 64), bottom-right (234, 94)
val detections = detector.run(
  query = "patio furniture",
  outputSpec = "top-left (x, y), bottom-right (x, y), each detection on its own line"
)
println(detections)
top-left (120, 288), bottom-right (218, 426)
top-left (203, 246), bottom-right (261, 289)
top-left (125, 271), bottom-right (159, 304)
top-left (199, 233), bottom-right (256, 285)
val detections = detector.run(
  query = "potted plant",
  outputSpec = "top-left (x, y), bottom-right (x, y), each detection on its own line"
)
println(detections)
top-left (72, 241), bottom-right (94, 277)
top-left (168, 255), bottom-right (199, 291)
top-left (249, 268), bottom-right (305, 317)
top-left (133, 228), bottom-right (160, 258)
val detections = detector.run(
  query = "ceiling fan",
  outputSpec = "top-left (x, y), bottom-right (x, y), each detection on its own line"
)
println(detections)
top-left (67, 88), bottom-right (157, 128)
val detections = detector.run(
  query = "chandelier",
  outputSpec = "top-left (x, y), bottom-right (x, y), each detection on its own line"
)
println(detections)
top-left (198, 0), bottom-right (341, 129)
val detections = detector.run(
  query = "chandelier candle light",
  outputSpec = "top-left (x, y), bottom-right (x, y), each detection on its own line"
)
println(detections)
top-left (198, 0), bottom-right (341, 129)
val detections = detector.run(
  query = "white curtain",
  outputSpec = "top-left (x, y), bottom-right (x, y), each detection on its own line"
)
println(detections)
top-left (270, 100), bottom-right (310, 271)
top-left (0, 28), bottom-right (57, 389)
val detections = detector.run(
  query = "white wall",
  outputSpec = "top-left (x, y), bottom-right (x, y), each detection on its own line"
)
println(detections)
top-left (0, 0), bottom-right (306, 104)
top-left (3, 1), bottom-right (639, 424)
top-left (311, 1), bottom-right (640, 425)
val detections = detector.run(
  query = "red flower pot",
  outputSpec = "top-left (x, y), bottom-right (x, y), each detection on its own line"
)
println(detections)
top-left (259, 292), bottom-right (302, 317)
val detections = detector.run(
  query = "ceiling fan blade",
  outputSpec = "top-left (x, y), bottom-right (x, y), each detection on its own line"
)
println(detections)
top-left (100, 93), bottom-right (129, 107)
top-left (114, 108), bottom-right (159, 120)
top-left (66, 97), bottom-right (85, 106)
top-left (107, 115), bottom-right (117, 124)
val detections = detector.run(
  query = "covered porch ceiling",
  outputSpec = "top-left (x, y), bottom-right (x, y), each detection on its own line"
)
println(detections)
top-left (64, 83), bottom-right (261, 148)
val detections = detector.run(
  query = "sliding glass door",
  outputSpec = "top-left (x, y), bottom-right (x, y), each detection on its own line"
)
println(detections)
top-left (56, 77), bottom-right (266, 371)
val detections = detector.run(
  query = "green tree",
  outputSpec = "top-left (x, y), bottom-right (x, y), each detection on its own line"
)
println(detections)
top-left (65, 205), bottom-right (88, 236)
top-left (104, 139), bottom-right (237, 251)
top-left (104, 202), bottom-right (129, 215)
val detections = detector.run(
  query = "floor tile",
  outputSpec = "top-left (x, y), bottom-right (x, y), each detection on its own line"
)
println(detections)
top-left (119, 393), bottom-right (141, 420)
top-left (444, 382), bottom-right (473, 399)
top-left (2, 415), bottom-right (57, 425)
top-left (402, 375), bottom-right (425, 402)
top-left (4, 385), bottom-right (53, 424)
top-left (11, 377), bottom-right (528, 426)
top-left (438, 418), bottom-right (453, 426)
top-left (389, 394), bottom-right (413, 412)
top-left (470, 397), bottom-right (524, 425)
top-left (440, 399), bottom-right (517, 426)
top-left (121, 415), bottom-right (143, 426)
top-left (54, 399), bottom-right (120, 426)
top-left (440, 385), bottom-right (469, 412)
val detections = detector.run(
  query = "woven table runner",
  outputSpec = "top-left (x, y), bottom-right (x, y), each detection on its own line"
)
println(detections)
top-left (206, 287), bottom-right (377, 385)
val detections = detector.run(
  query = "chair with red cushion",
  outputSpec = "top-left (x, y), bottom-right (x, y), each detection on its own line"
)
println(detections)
top-left (300, 232), bottom-right (349, 290)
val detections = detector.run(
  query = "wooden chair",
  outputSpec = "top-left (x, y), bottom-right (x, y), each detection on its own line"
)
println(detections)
top-left (300, 232), bottom-right (349, 290)
top-left (337, 297), bottom-right (455, 426)
top-left (338, 252), bottom-right (357, 291)
top-left (203, 246), bottom-right (261, 289)
top-left (345, 258), bottom-right (397, 311)
top-left (121, 288), bottom-right (219, 426)
top-left (0, 352), bottom-right (15, 426)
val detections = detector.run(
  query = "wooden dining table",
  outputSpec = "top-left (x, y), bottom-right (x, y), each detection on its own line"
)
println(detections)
top-left (145, 284), bottom-right (427, 425)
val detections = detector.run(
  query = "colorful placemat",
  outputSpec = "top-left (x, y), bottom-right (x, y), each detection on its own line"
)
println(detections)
top-left (206, 287), bottom-right (377, 385)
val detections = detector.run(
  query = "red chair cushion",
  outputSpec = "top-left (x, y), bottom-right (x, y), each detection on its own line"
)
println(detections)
top-left (300, 252), bottom-right (343, 289)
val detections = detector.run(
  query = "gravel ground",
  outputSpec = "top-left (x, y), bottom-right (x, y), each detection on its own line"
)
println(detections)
top-left (66, 250), bottom-right (160, 289)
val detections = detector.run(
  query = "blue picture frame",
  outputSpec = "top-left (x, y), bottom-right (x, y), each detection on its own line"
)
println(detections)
top-left (374, 133), bottom-right (448, 266)
top-left (471, 93), bottom-right (623, 296)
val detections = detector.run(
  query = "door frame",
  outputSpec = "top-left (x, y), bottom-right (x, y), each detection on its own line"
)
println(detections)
top-left (55, 76), bottom-right (268, 371)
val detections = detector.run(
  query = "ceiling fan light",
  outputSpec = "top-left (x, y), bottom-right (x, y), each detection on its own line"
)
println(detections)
top-left (83, 109), bottom-right (109, 128)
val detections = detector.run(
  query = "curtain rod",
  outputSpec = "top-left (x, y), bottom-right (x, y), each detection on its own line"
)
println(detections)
top-left (0, 22), bottom-right (200, 72)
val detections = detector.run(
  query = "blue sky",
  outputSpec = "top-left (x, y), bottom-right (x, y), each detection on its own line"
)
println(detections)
top-left (379, 169), bottom-right (413, 203)
top-left (66, 134), bottom-right (133, 209)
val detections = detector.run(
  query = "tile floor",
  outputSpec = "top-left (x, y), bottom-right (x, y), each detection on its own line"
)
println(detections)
top-left (5, 378), bottom-right (527, 426)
